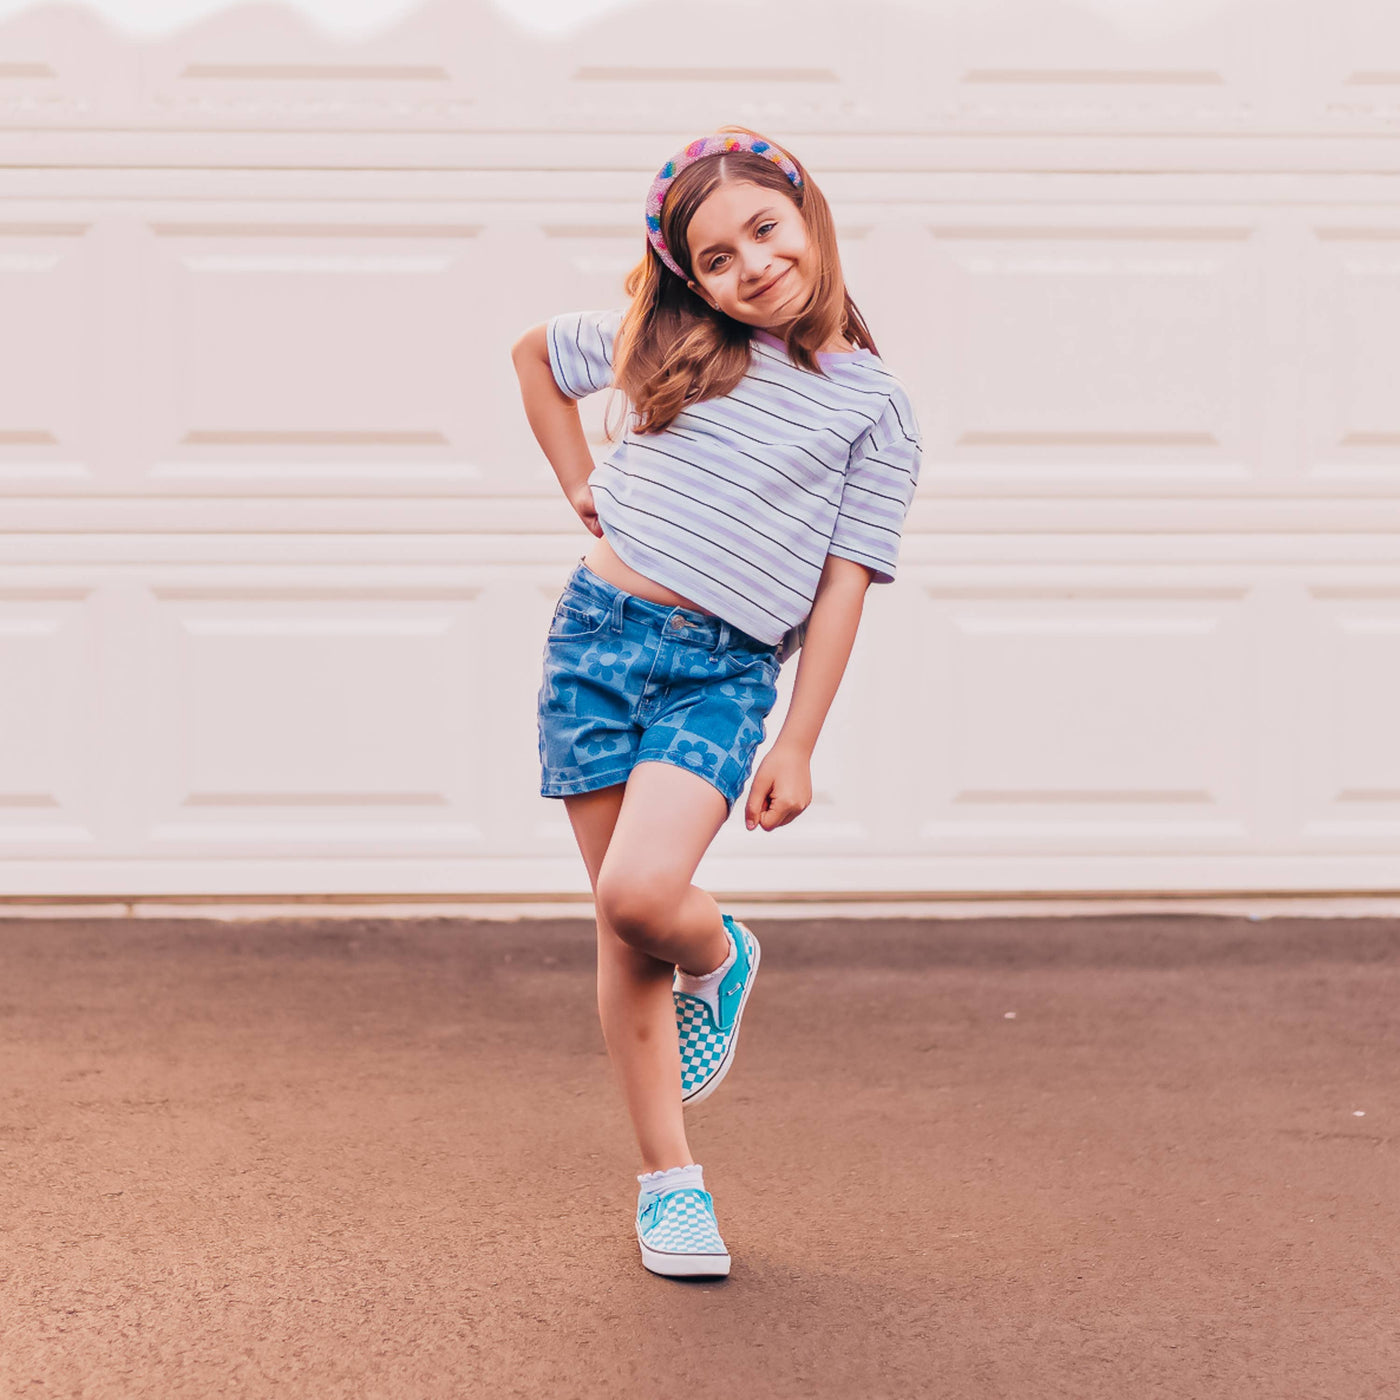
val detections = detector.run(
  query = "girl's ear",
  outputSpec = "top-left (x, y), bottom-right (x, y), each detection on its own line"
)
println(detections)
top-left (686, 278), bottom-right (716, 310)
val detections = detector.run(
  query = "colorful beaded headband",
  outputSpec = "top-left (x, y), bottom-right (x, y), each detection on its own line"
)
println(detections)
top-left (645, 132), bottom-right (803, 280)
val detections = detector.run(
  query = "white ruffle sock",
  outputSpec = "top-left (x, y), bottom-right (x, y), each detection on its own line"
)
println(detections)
top-left (674, 921), bottom-right (737, 1022)
top-left (637, 1162), bottom-right (706, 1194)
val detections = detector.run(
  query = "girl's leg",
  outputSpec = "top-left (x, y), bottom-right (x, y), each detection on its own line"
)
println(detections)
top-left (563, 760), bottom-right (732, 1174)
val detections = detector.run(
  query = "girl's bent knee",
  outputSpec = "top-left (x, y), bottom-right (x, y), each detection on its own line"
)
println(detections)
top-left (595, 873), bottom-right (674, 951)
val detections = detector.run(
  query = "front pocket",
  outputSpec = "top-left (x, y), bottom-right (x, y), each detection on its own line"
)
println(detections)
top-left (547, 598), bottom-right (609, 640)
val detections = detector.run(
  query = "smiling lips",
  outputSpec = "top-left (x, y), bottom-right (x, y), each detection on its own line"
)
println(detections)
top-left (749, 267), bottom-right (790, 299)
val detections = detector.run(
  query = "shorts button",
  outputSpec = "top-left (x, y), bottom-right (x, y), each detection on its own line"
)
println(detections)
top-left (671, 617), bottom-right (684, 629)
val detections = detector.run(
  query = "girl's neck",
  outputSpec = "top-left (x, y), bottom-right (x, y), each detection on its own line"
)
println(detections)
top-left (752, 326), bottom-right (861, 358)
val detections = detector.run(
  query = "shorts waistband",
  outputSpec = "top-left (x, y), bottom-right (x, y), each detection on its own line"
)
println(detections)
top-left (565, 557), bottom-right (773, 655)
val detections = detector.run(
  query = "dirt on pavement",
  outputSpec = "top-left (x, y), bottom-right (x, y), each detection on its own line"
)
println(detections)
top-left (2, 913), bottom-right (1396, 1399)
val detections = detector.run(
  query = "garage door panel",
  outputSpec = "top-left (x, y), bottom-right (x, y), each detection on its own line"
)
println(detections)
top-left (144, 583), bottom-right (485, 854)
top-left (0, 585), bottom-right (101, 850)
top-left (147, 219), bottom-right (485, 492)
top-left (1297, 585), bottom-right (1400, 845)
top-left (1305, 222), bottom-right (1400, 486)
top-left (0, 221), bottom-right (93, 480)
top-left (931, 218), bottom-right (1258, 480)
top-left (914, 579), bottom-right (1254, 851)
top-left (138, 1), bottom-right (486, 133)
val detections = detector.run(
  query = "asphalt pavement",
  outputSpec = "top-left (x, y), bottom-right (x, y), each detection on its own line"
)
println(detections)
top-left (3, 913), bottom-right (1395, 1399)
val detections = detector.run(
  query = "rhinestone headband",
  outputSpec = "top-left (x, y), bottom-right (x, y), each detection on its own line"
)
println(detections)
top-left (645, 132), bottom-right (803, 280)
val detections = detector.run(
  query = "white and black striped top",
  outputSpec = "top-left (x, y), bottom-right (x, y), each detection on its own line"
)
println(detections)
top-left (546, 308), bottom-right (922, 655)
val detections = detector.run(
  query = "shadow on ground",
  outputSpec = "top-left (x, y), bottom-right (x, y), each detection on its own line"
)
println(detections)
top-left (2, 914), bottom-right (1396, 1399)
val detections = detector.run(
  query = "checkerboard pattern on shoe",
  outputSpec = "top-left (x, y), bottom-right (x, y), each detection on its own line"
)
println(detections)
top-left (674, 914), bottom-right (760, 1106)
top-left (636, 1187), bottom-right (730, 1277)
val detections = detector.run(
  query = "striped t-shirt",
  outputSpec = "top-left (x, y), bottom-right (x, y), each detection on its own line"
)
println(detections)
top-left (545, 308), bottom-right (922, 657)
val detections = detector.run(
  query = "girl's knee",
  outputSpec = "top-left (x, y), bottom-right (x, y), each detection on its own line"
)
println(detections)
top-left (595, 870), bottom-right (674, 950)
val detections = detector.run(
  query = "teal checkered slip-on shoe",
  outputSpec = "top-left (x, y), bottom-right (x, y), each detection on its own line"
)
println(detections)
top-left (635, 1186), bottom-right (730, 1278)
top-left (674, 914), bottom-right (760, 1107)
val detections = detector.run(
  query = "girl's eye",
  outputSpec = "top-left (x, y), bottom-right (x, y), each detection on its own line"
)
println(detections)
top-left (709, 222), bottom-right (776, 272)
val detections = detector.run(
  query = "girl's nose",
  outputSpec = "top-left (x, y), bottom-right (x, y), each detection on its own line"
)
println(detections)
top-left (742, 252), bottom-right (773, 283)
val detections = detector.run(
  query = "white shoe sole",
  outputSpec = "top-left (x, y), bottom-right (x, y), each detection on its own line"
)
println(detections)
top-left (680, 924), bottom-right (760, 1108)
top-left (636, 1225), bottom-right (731, 1278)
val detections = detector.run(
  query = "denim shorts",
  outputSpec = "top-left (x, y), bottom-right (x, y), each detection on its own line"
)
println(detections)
top-left (538, 559), bottom-right (782, 815)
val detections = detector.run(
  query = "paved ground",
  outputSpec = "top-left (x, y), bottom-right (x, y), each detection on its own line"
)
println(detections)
top-left (2, 914), bottom-right (1396, 1399)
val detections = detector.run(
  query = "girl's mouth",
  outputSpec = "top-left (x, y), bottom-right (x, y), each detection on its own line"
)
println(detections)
top-left (750, 267), bottom-right (791, 299)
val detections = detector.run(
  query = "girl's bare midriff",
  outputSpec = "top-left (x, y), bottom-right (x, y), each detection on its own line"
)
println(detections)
top-left (582, 536), bottom-right (716, 615)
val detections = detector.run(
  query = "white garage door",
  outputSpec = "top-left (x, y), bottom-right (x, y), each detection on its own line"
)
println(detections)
top-left (1, 0), bottom-right (1397, 898)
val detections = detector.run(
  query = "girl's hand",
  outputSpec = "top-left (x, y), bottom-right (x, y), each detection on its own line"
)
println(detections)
top-left (744, 743), bottom-right (812, 831)
top-left (567, 482), bottom-right (603, 538)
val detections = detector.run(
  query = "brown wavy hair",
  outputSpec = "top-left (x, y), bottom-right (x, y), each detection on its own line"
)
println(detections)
top-left (601, 124), bottom-right (880, 439)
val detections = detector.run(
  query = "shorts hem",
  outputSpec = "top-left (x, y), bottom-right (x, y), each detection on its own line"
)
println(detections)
top-left (540, 767), bottom-right (635, 800)
top-left (540, 758), bottom-right (741, 814)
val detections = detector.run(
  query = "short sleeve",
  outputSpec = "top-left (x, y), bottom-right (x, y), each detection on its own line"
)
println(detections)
top-left (827, 384), bottom-right (922, 584)
top-left (546, 308), bottom-right (622, 400)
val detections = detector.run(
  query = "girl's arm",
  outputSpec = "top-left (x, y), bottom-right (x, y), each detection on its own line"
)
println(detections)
top-left (510, 324), bottom-right (603, 536)
top-left (744, 554), bottom-right (871, 831)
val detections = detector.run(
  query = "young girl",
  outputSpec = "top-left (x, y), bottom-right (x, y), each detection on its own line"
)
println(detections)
top-left (511, 126), bottom-right (921, 1279)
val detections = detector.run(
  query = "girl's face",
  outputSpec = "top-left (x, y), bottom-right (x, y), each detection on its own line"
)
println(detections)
top-left (684, 180), bottom-right (814, 333)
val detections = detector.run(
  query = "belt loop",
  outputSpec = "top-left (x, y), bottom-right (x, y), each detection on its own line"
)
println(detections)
top-left (713, 619), bottom-right (730, 653)
top-left (610, 590), bottom-right (626, 633)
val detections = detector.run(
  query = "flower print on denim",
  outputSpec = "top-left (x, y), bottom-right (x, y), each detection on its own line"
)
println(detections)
top-left (675, 648), bottom-right (727, 681)
top-left (672, 739), bottom-right (719, 777)
top-left (542, 668), bottom-right (581, 712)
top-left (583, 641), bottom-right (637, 683)
top-left (582, 732), bottom-right (627, 759)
